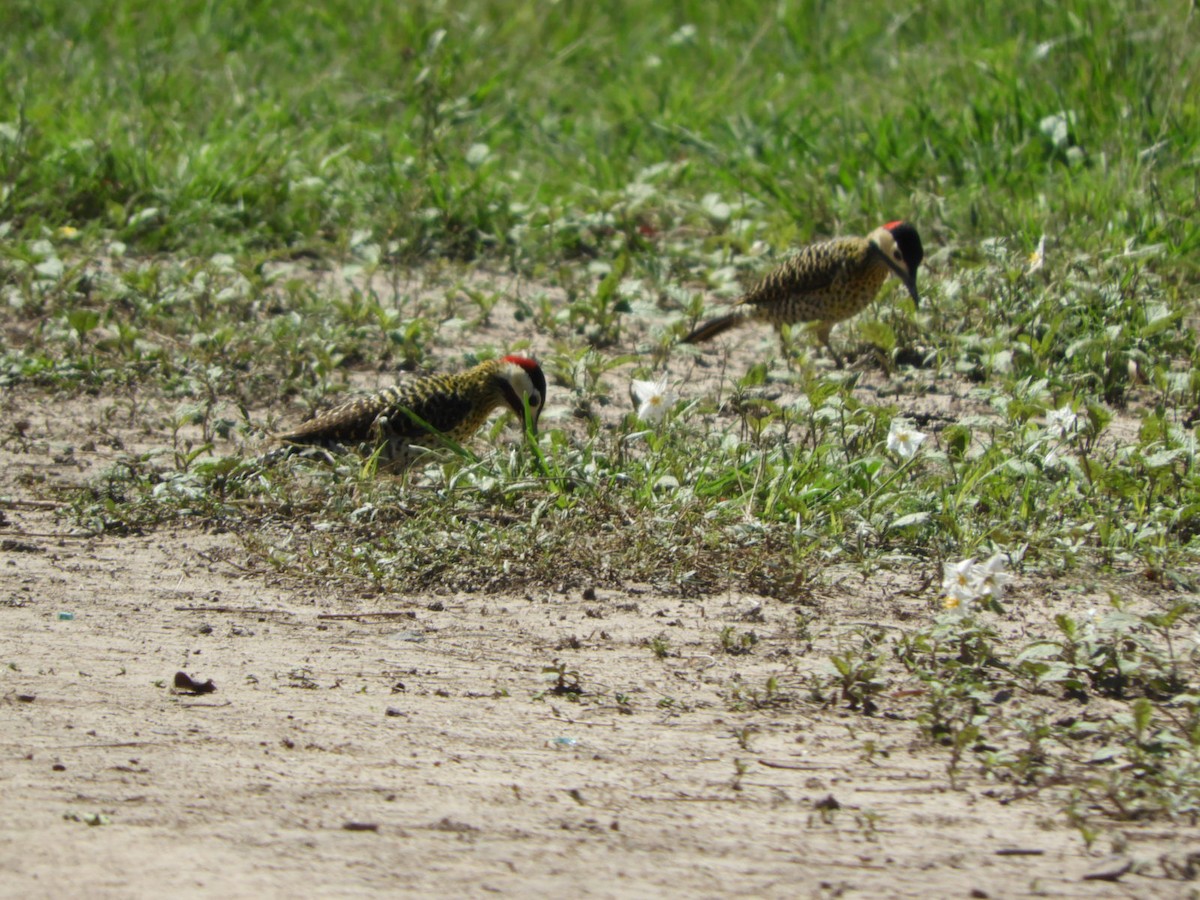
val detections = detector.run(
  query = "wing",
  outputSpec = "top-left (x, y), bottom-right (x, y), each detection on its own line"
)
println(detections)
top-left (279, 375), bottom-right (476, 445)
top-left (278, 391), bottom-right (400, 444)
top-left (738, 237), bottom-right (866, 308)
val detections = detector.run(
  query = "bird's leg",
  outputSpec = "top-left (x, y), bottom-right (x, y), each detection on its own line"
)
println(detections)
top-left (777, 326), bottom-right (795, 372)
top-left (870, 342), bottom-right (893, 376)
top-left (815, 322), bottom-right (844, 369)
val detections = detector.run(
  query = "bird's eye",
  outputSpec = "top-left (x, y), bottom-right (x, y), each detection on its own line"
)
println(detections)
top-left (893, 250), bottom-right (903, 261)
top-left (530, 393), bottom-right (542, 407)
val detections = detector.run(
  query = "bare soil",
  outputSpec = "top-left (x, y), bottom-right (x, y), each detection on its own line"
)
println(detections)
top-left (2, 270), bottom-right (1198, 898)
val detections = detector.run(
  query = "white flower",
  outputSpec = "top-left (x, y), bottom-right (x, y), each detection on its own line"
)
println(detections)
top-left (943, 558), bottom-right (977, 603)
top-left (887, 420), bottom-right (926, 460)
top-left (1038, 111), bottom-right (1076, 149)
top-left (940, 550), bottom-right (1012, 615)
top-left (1027, 235), bottom-right (1046, 274)
top-left (971, 553), bottom-right (1010, 600)
top-left (700, 193), bottom-right (732, 224)
top-left (667, 23), bottom-right (697, 45)
top-left (465, 143), bottom-right (491, 167)
top-left (1045, 405), bottom-right (1078, 439)
top-left (630, 373), bottom-right (676, 424)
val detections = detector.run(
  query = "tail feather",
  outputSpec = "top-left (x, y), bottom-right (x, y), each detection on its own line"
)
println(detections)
top-left (680, 310), bottom-right (747, 344)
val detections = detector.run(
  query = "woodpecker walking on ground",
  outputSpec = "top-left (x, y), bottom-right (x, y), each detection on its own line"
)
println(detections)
top-left (680, 221), bottom-right (925, 367)
top-left (268, 355), bottom-right (547, 472)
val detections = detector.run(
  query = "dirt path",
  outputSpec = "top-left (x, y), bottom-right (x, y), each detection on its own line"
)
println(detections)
top-left (3, 377), bottom-right (1195, 898)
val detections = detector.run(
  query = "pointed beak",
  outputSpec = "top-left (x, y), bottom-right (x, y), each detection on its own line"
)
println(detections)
top-left (527, 402), bottom-right (541, 436)
top-left (879, 247), bottom-right (920, 307)
top-left (886, 260), bottom-right (920, 307)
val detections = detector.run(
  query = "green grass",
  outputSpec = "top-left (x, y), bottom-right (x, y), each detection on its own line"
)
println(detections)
top-left (4, 0), bottom-right (1200, 839)
top-left (1, 1), bottom-right (1196, 262)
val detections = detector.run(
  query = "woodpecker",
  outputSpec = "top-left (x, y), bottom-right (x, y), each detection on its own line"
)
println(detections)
top-left (269, 355), bottom-right (546, 472)
top-left (681, 221), bottom-right (925, 366)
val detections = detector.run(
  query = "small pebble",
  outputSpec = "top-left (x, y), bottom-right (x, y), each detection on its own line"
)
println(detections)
top-left (1082, 855), bottom-right (1133, 882)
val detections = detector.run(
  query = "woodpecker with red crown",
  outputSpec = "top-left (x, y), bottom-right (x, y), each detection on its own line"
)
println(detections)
top-left (681, 221), bottom-right (925, 366)
top-left (269, 355), bottom-right (547, 472)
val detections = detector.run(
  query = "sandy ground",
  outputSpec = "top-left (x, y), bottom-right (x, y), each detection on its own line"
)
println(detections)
top-left (3, 271), bottom-right (1199, 898)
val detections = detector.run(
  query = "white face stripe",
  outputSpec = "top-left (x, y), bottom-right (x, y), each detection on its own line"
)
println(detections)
top-left (504, 365), bottom-right (538, 402)
top-left (868, 227), bottom-right (909, 276)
